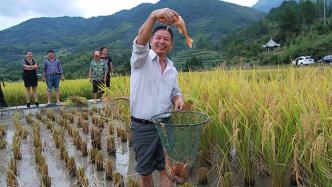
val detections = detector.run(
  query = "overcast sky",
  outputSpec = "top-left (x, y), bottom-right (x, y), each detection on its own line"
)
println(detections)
top-left (0, 0), bottom-right (259, 31)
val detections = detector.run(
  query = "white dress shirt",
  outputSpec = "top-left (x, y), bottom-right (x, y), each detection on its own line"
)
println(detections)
top-left (130, 40), bottom-right (182, 120)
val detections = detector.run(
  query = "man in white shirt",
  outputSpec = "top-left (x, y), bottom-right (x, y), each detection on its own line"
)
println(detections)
top-left (130, 8), bottom-right (184, 187)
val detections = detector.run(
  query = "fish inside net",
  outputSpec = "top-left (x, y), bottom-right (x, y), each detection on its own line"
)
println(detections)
top-left (152, 112), bottom-right (209, 184)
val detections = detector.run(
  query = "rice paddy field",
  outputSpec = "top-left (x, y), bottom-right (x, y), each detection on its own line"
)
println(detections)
top-left (1, 66), bottom-right (332, 186)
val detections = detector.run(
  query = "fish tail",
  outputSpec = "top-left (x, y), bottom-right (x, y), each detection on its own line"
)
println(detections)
top-left (186, 37), bottom-right (193, 48)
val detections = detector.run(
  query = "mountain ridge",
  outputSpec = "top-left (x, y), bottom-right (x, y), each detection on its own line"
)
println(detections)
top-left (253, 0), bottom-right (285, 12)
top-left (0, 0), bottom-right (264, 62)
top-left (0, 0), bottom-right (265, 80)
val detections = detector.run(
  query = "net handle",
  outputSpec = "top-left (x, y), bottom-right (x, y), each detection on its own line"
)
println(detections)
top-left (151, 111), bottom-right (210, 127)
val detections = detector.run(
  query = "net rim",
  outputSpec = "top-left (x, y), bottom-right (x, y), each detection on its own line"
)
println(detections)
top-left (151, 111), bottom-right (210, 127)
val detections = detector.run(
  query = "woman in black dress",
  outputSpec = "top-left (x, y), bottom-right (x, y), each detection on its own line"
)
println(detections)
top-left (23, 51), bottom-right (39, 107)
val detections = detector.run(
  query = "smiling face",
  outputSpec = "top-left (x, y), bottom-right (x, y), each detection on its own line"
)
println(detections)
top-left (26, 52), bottom-right (33, 61)
top-left (150, 29), bottom-right (173, 58)
top-left (101, 48), bottom-right (108, 57)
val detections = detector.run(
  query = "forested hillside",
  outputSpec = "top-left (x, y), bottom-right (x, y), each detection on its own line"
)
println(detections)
top-left (222, 0), bottom-right (332, 65)
top-left (0, 0), bottom-right (264, 80)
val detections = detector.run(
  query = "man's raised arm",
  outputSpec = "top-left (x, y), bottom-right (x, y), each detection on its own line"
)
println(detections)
top-left (136, 8), bottom-right (179, 46)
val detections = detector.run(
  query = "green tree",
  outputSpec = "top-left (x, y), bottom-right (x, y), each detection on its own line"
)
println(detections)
top-left (278, 1), bottom-right (301, 39)
top-left (300, 0), bottom-right (318, 34)
top-left (184, 56), bottom-right (203, 71)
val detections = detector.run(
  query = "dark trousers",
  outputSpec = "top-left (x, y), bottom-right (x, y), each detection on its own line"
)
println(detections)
top-left (0, 85), bottom-right (7, 108)
top-left (105, 78), bottom-right (110, 88)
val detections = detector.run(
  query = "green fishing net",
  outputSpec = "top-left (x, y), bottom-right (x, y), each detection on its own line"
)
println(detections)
top-left (152, 112), bottom-right (209, 166)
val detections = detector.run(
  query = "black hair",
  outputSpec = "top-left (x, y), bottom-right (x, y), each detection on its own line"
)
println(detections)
top-left (47, 49), bottom-right (55, 54)
top-left (100, 47), bottom-right (108, 52)
top-left (152, 25), bottom-right (174, 42)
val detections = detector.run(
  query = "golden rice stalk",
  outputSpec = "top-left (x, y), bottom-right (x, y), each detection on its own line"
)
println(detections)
top-left (34, 134), bottom-right (42, 149)
top-left (25, 114), bottom-right (34, 124)
top-left (67, 157), bottom-right (77, 177)
top-left (69, 115), bottom-right (75, 124)
top-left (34, 148), bottom-right (43, 165)
top-left (128, 178), bottom-right (140, 187)
top-left (12, 141), bottom-right (22, 160)
top-left (40, 174), bottom-right (51, 187)
top-left (68, 127), bottom-right (74, 137)
top-left (117, 128), bottom-right (127, 143)
top-left (77, 167), bottom-right (89, 187)
top-left (261, 121), bottom-right (273, 151)
top-left (60, 107), bottom-right (65, 115)
top-left (67, 96), bottom-right (88, 107)
top-left (82, 121), bottom-right (89, 134)
top-left (36, 112), bottom-right (42, 120)
top-left (77, 117), bottom-right (82, 128)
top-left (105, 159), bottom-right (114, 180)
top-left (0, 138), bottom-right (6, 149)
top-left (77, 166), bottom-right (85, 178)
top-left (0, 125), bottom-right (5, 137)
top-left (39, 163), bottom-right (49, 176)
top-left (80, 141), bottom-right (88, 157)
top-left (109, 123), bottom-right (114, 135)
top-left (197, 166), bottom-right (209, 185)
top-left (89, 148), bottom-right (98, 164)
top-left (73, 134), bottom-right (82, 150)
top-left (96, 151), bottom-right (104, 171)
top-left (292, 138), bottom-right (304, 186)
top-left (7, 159), bottom-right (18, 187)
top-left (91, 127), bottom-right (101, 150)
top-left (113, 172), bottom-right (124, 187)
top-left (310, 133), bottom-right (327, 164)
top-left (81, 112), bottom-right (89, 120)
top-left (218, 100), bottom-right (226, 123)
top-left (218, 172), bottom-right (233, 187)
top-left (231, 128), bottom-right (239, 148)
top-left (107, 136), bottom-right (116, 155)
top-left (92, 106), bottom-right (98, 113)
top-left (58, 118), bottom-right (67, 128)
top-left (79, 176), bottom-right (89, 187)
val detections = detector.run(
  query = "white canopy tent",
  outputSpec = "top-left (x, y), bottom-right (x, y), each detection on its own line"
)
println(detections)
top-left (262, 38), bottom-right (280, 52)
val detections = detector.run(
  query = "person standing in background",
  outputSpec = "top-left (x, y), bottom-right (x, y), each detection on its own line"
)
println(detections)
top-left (0, 76), bottom-right (7, 108)
top-left (89, 50), bottom-right (107, 103)
top-left (42, 49), bottom-right (64, 105)
top-left (100, 47), bottom-right (113, 88)
top-left (22, 51), bottom-right (39, 108)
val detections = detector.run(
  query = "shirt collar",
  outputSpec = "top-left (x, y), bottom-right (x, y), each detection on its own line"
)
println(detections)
top-left (149, 49), bottom-right (173, 67)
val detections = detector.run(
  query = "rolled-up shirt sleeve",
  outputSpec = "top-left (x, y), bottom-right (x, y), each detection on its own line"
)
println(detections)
top-left (130, 38), bottom-right (150, 70)
top-left (171, 79), bottom-right (182, 100)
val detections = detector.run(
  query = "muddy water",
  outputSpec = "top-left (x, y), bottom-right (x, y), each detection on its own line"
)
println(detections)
top-left (0, 105), bottom-right (280, 187)
top-left (1, 106), bottom-right (208, 187)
